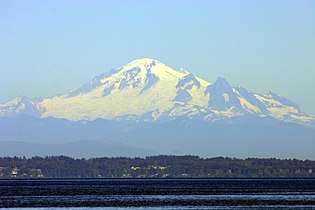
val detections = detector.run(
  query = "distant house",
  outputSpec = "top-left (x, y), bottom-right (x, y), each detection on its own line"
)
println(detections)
top-left (11, 167), bottom-right (19, 178)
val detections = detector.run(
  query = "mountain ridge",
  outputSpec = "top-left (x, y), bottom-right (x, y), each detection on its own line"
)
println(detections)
top-left (0, 58), bottom-right (314, 126)
top-left (1, 115), bottom-right (314, 159)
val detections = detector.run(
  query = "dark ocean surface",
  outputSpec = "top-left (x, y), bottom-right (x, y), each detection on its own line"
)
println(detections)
top-left (0, 179), bottom-right (315, 209)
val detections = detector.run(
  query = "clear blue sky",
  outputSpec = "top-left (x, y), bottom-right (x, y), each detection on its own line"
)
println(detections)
top-left (1, 0), bottom-right (314, 114)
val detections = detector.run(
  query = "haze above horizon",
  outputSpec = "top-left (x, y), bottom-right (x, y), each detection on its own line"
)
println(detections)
top-left (1, 0), bottom-right (314, 114)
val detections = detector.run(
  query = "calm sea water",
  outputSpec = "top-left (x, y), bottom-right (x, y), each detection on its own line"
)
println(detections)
top-left (0, 179), bottom-right (315, 209)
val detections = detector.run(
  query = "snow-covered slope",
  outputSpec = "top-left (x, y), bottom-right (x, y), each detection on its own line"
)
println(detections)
top-left (1, 58), bottom-right (314, 125)
top-left (41, 58), bottom-right (210, 121)
top-left (0, 96), bottom-right (45, 117)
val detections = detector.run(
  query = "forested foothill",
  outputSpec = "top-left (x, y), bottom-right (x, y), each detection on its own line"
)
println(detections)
top-left (0, 155), bottom-right (314, 178)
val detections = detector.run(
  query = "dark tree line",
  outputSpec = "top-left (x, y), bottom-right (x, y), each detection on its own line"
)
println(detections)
top-left (0, 155), bottom-right (314, 178)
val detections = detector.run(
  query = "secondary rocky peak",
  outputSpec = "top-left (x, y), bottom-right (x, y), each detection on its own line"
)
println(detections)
top-left (0, 96), bottom-right (45, 117)
top-left (212, 77), bottom-right (232, 91)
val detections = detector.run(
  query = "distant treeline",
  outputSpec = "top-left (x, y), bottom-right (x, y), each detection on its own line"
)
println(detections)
top-left (0, 155), bottom-right (314, 178)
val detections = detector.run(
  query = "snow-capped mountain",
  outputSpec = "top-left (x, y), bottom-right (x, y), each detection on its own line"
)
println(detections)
top-left (0, 96), bottom-right (45, 117)
top-left (0, 58), bottom-right (314, 125)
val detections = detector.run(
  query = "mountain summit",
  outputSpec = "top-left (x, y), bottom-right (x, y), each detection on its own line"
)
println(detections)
top-left (1, 58), bottom-right (314, 125)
